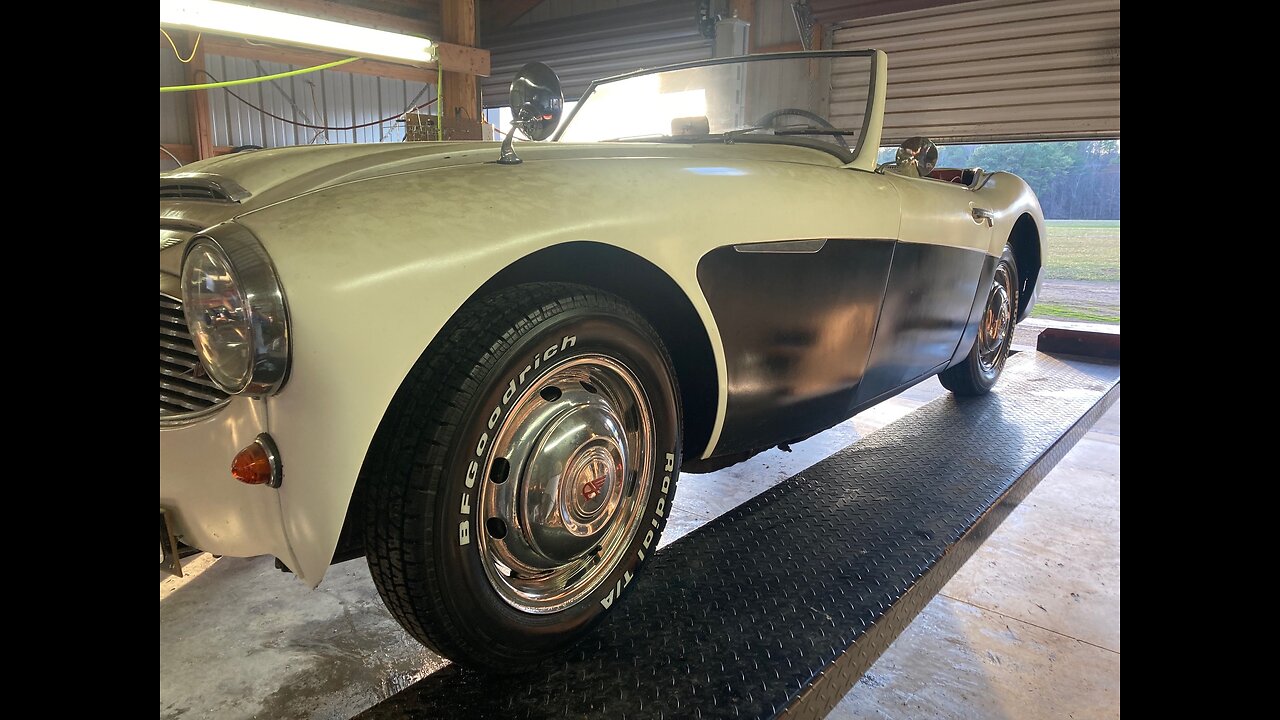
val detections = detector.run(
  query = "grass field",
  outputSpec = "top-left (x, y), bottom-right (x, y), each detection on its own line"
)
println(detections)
top-left (1042, 220), bottom-right (1120, 282)
top-left (1031, 303), bottom-right (1118, 324)
top-left (1030, 219), bottom-right (1120, 323)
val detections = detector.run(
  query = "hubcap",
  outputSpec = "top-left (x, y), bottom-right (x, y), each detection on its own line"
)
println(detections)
top-left (477, 356), bottom-right (654, 613)
top-left (977, 264), bottom-right (1014, 375)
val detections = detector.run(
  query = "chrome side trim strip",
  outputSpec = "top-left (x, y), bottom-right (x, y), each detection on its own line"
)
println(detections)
top-left (733, 239), bottom-right (828, 254)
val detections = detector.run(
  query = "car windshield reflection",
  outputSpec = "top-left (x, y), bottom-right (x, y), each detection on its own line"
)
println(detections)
top-left (555, 51), bottom-right (876, 159)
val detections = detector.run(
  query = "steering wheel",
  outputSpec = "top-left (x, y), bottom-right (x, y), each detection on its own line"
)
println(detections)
top-left (756, 108), bottom-right (848, 149)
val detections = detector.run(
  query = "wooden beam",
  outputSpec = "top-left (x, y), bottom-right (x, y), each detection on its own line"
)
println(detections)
top-left (437, 42), bottom-right (489, 77)
top-left (442, 0), bottom-right (480, 137)
top-left (162, 143), bottom-right (195, 166)
top-left (361, 0), bottom-right (432, 11)
top-left (480, 0), bottom-right (545, 31)
top-left (180, 32), bottom-right (215, 161)
top-left (161, 143), bottom-right (235, 167)
top-left (730, 0), bottom-right (755, 52)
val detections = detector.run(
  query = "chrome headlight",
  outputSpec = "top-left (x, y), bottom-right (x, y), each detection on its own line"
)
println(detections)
top-left (180, 224), bottom-right (290, 395)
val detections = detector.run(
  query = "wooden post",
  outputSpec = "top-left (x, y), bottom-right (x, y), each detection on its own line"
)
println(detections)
top-left (182, 31), bottom-right (215, 161)
top-left (442, 0), bottom-right (480, 139)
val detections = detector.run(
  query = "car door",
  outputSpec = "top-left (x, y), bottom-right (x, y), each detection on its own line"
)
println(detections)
top-left (695, 162), bottom-right (900, 458)
top-left (855, 174), bottom-right (995, 405)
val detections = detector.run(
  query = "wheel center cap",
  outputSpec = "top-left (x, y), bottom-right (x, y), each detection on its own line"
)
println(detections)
top-left (573, 450), bottom-right (611, 512)
top-left (983, 285), bottom-right (1009, 343)
top-left (520, 400), bottom-right (628, 564)
top-left (571, 452), bottom-right (614, 518)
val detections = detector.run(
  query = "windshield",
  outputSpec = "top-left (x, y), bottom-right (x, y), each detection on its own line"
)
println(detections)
top-left (555, 51), bottom-right (875, 159)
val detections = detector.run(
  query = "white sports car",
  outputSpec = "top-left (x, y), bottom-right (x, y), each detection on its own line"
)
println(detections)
top-left (160, 50), bottom-right (1044, 670)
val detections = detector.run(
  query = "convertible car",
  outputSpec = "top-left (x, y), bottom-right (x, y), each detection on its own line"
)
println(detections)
top-left (160, 50), bottom-right (1044, 670)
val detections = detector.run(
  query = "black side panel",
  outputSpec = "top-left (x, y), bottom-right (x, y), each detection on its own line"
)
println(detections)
top-left (697, 239), bottom-right (894, 456)
top-left (947, 253), bottom-right (999, 368)
top-left (856, 243), bottom-right (988, 404)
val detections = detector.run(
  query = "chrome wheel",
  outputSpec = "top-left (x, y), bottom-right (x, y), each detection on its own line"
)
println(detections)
top-left (977, 263), bottom-right (1014, 374)
top-left (478, 356), bottom-right (655, 614)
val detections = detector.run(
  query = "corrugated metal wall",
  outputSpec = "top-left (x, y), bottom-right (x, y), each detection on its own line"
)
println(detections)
top-left (830, 0), bottom-right (1120, 144)
top-left (160, 49), bottom-right (192, 145)
top-left (159, 51), bottom-right (434, 149)
top-left (482, 0), bottom-right (712, 108)
top-left (513, 0), bottom-right (654, 25)
top-left (204, 55), bottom-right (434, 146)
top-left (810, 0), bottom-right (970, 23)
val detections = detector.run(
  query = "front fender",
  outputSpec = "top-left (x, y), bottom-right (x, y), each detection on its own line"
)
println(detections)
top-left (973, 171), bottom-right (1046, 320)
top-left (240, 152), bottom-right (901, 584)
top-left (238, 161), bottom-right (727, 585)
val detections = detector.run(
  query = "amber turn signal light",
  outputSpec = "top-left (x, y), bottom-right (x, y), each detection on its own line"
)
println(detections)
top-left (231, 434), bottom-right (282, 488)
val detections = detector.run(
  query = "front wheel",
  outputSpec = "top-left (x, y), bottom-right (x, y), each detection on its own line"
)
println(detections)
top-left (363, 283), bottom-right (682, 671)
top-left (940, 246), bottom-right (1019, 396)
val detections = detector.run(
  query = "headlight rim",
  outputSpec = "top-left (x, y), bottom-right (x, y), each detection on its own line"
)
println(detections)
top-left (180, 223), bottom-right (291, 396)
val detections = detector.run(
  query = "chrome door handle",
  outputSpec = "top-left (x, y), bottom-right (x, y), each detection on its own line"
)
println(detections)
top-left (970, 208), bottom-right (995, 227)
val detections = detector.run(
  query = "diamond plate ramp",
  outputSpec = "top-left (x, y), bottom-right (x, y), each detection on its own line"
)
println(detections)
top-left (358, 352), bottom-right (1120, 719)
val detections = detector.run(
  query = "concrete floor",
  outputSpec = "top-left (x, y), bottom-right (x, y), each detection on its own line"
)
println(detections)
top-left (160, 373), bottom-right (1120, 720)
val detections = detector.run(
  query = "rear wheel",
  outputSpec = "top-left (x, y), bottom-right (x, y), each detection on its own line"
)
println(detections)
top-left (363, 283), bottom-right (681, 671)
top-left (940, 246), bottom-right (1018, 396)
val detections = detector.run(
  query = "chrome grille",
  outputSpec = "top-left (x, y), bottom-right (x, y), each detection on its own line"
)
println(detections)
top-left (160, 294), bottom-right (230, 421)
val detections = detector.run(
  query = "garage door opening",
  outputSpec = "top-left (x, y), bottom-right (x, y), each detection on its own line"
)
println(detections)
top-left (881, 139), bottom-right (1120, 325)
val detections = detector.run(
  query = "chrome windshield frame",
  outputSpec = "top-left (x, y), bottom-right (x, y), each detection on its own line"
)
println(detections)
top-left (550, 49), bottom-right (879, 159)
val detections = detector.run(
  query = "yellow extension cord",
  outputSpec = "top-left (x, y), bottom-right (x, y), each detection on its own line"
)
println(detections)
top-left (161, 28), bottom-right (201, 63)
top-left (160, 56), bottom-right (359, 92)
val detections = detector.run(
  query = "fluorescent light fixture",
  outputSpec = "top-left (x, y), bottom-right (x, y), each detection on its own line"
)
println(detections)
top-left (160, 0), bottom-right (434, 64)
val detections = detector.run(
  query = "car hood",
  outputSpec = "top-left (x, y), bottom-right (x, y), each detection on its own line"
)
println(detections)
top-left (160, 140), bottom-right (845, 253)
top-left (163, 141), bottom-right (501, 215)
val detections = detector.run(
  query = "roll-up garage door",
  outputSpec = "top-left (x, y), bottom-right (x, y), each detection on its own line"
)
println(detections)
top-left (829, 0), bottom-right (1119, 144)
top-left (482, 0), bottom-right (712, 108)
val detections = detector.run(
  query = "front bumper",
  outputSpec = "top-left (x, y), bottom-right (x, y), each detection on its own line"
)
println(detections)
top-left (159, 396), bottom-right (296, 567)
